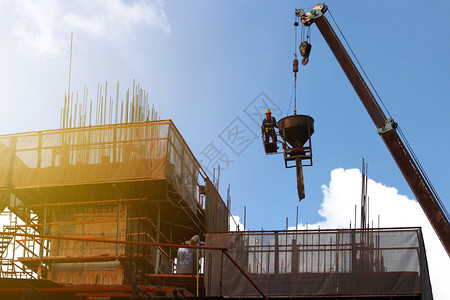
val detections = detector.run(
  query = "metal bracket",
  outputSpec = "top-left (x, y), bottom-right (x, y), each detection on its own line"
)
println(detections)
top-left (297, 3), bottom-right (328, 26)
top-left (295, 9), bottom-right (306, 18)
top-left (377, 118), bottom-right (398, 134)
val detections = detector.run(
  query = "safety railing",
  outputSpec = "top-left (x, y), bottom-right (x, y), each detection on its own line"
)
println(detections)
top-left (205, 228), bottom-right (432, 298)
top-left (0, 231), bottom-right (268, 299)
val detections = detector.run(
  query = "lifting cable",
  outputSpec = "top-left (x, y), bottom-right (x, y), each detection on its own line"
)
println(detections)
top-left (288, 14), bottom-right (304, 116)
top-left (288, 15), bottom-right (313, 116)
top-left (328, 9), bottom-right (448, 221)
top-left (328, 9), bottom-right (392, 119)
top-left (398, 126), bottom-right (450, 220)
top-left (293, 14), bottom-right (299, 115)
top-left (287, 82), bottom-right (295, 117)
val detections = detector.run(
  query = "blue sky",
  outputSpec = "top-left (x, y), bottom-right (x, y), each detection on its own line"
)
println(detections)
top-left (0, 0), bottom-right (449, 297)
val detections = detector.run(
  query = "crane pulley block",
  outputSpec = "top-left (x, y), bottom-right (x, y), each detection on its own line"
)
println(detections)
top-left (300, 41), bottom-right (312, 57)
top-left (297, 4), bottom-right (328, 26)
top-left (299, 41), bottom-right (312, 65)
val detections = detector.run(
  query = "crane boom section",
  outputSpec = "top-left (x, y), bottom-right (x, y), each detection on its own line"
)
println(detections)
top-left (314, 16), bottom-right (387, 128)
top-left (307, 11), bottom-right (450, 256)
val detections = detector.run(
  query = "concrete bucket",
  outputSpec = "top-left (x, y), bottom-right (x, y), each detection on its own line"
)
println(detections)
top-left (278, 114), bottom-right (314, 148)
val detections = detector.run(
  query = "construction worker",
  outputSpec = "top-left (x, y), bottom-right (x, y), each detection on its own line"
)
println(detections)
top-left (176, 235), bottom-right (201, 274)
top-left (262, 109), bottom-right (278, 144)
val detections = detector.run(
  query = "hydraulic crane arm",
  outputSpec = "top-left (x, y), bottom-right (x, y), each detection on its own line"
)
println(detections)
top-left (299, 4), bottom-right (450, 256)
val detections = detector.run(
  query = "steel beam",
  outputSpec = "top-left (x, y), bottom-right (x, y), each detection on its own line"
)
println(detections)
top-left (314, 15), bottom-right (387, 128)
top-left (380, 130), bottom-right (450, 255)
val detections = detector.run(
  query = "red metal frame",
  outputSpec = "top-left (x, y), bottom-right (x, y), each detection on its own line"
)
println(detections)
top-left (281, 120), bottom-right (313, 168)
top-left (0, 231), bottom-right (269, 299)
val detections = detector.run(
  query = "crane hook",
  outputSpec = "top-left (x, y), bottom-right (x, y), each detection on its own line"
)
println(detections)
top-left (293, 58), bottom-right (299, 73)
top-left (302, 57), bottom-right (309, 65)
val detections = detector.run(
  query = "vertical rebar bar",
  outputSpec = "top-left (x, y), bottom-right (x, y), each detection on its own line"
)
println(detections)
top-left (244, 206), bottom-right (246, 231)
top-left (116, 201), bottom-right (121, 256)
top-left (104, 81), bottom-right (108, 125)
top-left (67, 32), bottom-right (73, 128)
top-left (74, 94), bottom-right (78, 127)
top-left (115, 82), bottom-right (119, 124)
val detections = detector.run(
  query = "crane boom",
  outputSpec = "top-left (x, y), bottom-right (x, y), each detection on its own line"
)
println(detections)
top-left (299, 4), bottom-right (450, 256)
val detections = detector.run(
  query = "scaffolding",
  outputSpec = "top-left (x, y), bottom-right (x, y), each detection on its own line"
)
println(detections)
top-left (205, 228), bottom-right (433, 299)
top-left (0, 120), bottom-right (228, 285)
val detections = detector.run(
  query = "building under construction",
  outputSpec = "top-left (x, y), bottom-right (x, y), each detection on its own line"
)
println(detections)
top-left (0, 110), bottom-right (434, 300)
top-left (0, 117), bottom-right (230, 298)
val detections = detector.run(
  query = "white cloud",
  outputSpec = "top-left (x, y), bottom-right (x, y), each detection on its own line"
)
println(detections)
top-left (290, 168), bottom-right (449, 300)
top-left (8, 0), bottom-right (170, 57)
top-left (229, 215), bottom-right (244, 232)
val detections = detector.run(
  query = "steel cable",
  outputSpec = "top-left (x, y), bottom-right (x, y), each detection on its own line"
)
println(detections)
top-left (397, 126), bottom-right (450, 221)
top-left (328, 9), bottom-right (392, 120)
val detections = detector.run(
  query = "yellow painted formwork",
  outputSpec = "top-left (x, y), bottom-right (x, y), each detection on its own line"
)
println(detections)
top-left (0, 120), bottom-right (228, 285)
